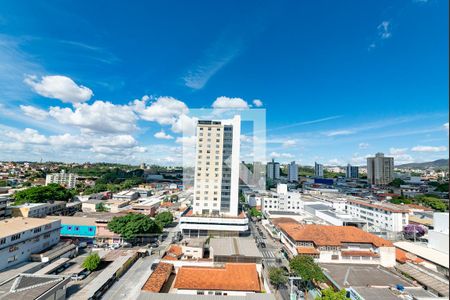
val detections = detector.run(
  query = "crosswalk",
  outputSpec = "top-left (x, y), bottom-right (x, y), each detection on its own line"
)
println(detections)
top-left (260, 249), bottom-right (276, 259)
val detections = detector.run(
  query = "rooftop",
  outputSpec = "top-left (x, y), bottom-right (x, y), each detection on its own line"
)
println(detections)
top-left (173, 263), bottom-right (261, 292)
top-left (277, 221), bottom-right (393, 247)
top-left (0, 217), bottom-right (60, 239)
top-left (394, 241), bottom-right (449, 269)
top-left (141, 263), bottom-right (173, 293)
top-left (46, 215), bottom-right (97, 226)
top-left (347, 199), bottom-right (409, 213)
top-left (210, 237), bottom-right (262, 258)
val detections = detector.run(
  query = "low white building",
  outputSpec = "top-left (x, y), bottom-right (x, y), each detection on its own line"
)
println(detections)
top-left (45, 170), bottom-right (77, 189)
top-left (0, 218), bottom-right (61, 271)
top-left (345, 199), bottom-right (409, 232)
top-left (428, 212), bottom-right (449, 254)
top-left (262, 184), bottom-right (303, 213)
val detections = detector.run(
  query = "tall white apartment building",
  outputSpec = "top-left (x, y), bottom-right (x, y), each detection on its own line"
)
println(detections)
top-left (428, 212), bottom-right (449, 254)
top-left (367, 153), bottom-right (394, 185)
top-left (314, 162), bottom-right (324, 177)
top-left (288, 161), bottom-right (298, 182)
top-left (266, 159), bottom-right (280, 180)
top-left (181, 116), bottom-right (248, 237)
top-left (45, 170), bottom-right (78, 189)
top-left (0, 218), bottom-right (61, 271)
top-left (345, 199), bottom-right (409, 232)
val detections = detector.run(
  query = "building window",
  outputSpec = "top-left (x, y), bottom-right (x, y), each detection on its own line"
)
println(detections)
top-left (11, 234), bottom-right (21, 241)
top-left (0, 238), bottom-right (6, 245)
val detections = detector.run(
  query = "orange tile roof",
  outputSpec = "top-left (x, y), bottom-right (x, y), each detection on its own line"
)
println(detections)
top-left (297, 247), bottom-right (319, 255)
top-left (162, 245), bottom-right (183, 260)
top-left (405, 204), bottom-right (433, 211)
top-left (341, 250), bottom-right (380, 257)
top-left (271, 217), bottom-right (299, 225)
top-left (141, 262), bottom-right (173, 293)
top-left (396, 248), bottom-right (424, 264)
top-left (174, 263), bottom-right (261, 292)
top-left (160, 202), bottom-right (174, 207)
top-left (278, 222), bottom-right (393, 248)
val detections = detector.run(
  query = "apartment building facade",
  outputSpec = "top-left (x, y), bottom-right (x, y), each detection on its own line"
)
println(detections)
top-left (367, 153), bottom-right (394, 185)
top-left (314, 162), bottom-right (324, 177)
top-left (0, 218), bottom-right (61, 270)
top-left (45, 170), bottom-right (77, 189)
top-left (288, 161), bottom-right (298, 182)
top-left (345, 199), bottom-right (409, 232)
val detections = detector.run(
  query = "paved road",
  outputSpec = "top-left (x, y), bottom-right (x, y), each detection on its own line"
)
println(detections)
top-left (102, 223), bottom-right (179, 300)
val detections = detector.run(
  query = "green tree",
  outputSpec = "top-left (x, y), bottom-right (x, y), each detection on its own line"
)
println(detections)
top-left (290, 255), bottom-right (326, 283)
top-left (155, 211), bottom-right (174, 227)
top-left (316, 288), bottom-right (348, 300)
top-left (82, 253), bottom-right (101, 271)
top-left (249, 208), bottom-right (262, 218)
top-left (95, 202), bottom-right (108, 212)
top-left (107, 213), bottom-right (162, 239)
top-left (269, 267), bottom-right (288, 289)
top-left (389, 178), bottom-right (405, 188)
top-left (13, 184), bottom-right (75, 205)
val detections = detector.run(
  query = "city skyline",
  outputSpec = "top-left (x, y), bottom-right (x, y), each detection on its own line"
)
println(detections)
top-left (0, 1), bottom-right (448, 166)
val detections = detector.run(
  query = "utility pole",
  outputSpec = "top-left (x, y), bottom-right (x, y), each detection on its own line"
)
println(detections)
top-left (288, 276), bottom-right (302, 300)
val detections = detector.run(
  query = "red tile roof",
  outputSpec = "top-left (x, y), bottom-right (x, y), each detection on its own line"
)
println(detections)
top-left (396, 248), bottom-right (424, 264)
top-left (174, 263), bottom-right (261, 292)
top-left (405, 204), bottom-right (433, 211)
top-left (162, 245), bottom-right (183, 261)
top-left (141, 263), bottom-right (173, 293)
top-left (278, 222), bottom-right (393, 248)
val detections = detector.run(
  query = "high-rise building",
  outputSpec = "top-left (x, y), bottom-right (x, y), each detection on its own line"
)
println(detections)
top-left (288, 161), bottom-right (298, 182)
top-left (367, 153), bottom-right (394, 185)
top-left (314, 162), bottom-right (324, 178)
top-left (239, 161), bottom-right (251, 186)
top-left (180, 116), bottom-right (248, 237)
top-left (346, 164), bottom-right (359, 179)
top-left (45, 170), bottom-right (77, 189)
top-left (266, 159), bottom-right (280, 180)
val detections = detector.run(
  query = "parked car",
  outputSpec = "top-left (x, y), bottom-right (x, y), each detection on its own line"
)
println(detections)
top-left (71, 270), bottom-right (91, 281)
top-left (151, 262), bottom-right (159, 270)
top-left (260, 242), bottom-right (266, 248)
top-left (78, 242), bottom-right (87, 248)
top-left (110, 243), bottom-right (120, 249)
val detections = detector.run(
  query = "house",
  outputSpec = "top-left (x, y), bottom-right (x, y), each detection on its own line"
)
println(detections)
top-left (276, 221), bottom-right (396, 267)
top-left (141, 262), bottom-right (174, 293)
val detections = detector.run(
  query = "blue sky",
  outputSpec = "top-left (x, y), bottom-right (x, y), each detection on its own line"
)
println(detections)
top-left (0, 0), bottom-right (448, 166)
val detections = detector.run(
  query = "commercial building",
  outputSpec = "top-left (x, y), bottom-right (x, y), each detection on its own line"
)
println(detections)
top-left (10, 201), bottom-right (67, 218)
top-left (180, 116), bottom-right (249, 237)
top-left (276, 221), bottom-right (396, 267)
top-left (261, 184), bottom-right (303, 214)
top-left (0, 217), bottom-right (61, 271)
top-left (287, 161), bottom-right (298, 182)
top-left (112, 190), bottom-right (140, 201)
top-left (173, 263), bottom-right (262, 296)
top-left (45, 170), bottom-right (77, 189)
top-left (314, 162), bottom-right (324, 178)
top-left (346, 164), bottom-right (359, 179)
top-left (209, 237), bottom-right (263, 264)
top-left (266, 159), bottom-right (280, 180)
top-left (367, 153), bottom-right (394, 185)
top-left (345, 199), bottom-right (409, 232)
top-left (0, 196), bottom-right (7, 220)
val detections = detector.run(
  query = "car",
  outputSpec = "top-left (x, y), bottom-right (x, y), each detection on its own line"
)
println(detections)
top-left (149, 242), bottom-right (159, 248)
top-left (109, 243), bottom-right (120, 249)
top-left (260, 242), bottom-right (266, 248)
top-left (261, 235), bottom-right (266, 239)
top-left (122, 242), bottom-right (132, 248)
top-left (151, 262), bottom-right (159, 270)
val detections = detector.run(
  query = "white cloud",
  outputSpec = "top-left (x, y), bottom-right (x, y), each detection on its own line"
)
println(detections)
top-left (24, 75), bottom-right (93, 103)
top-left (171, 114), bottom-right (198, 136)
top-left (138, 96), bottom-right (188, 125)
top-left (269, 152), bottom-right (294, 159)
top-left (326, 130), bottom-right (354, 137)
top-left (358, 142), bottom-right (369, 149)
top-left (377, 21), bottom-right (391, 39)
top-left (252, 99), bottom-right (263, 107)
top-left (328, 158), bottom-right (343, 166)
top-left (411, 145), bottom-right (447, 152)
top-left (154, 130), bottom-right (174, 140)
top-left (282, 140), bottom-right (297, 147)
top-left (212, 96), bottom-right (249, 110)
top-left (19, 105), bottom-right (48, 121)
top-left (389, 147), bottom-right (408, 155)
top-left (443, 122), bottom-right (449, 135)
top-left (5, 128), bottom-right (48, 144)
top-left (49, 100), bottom-right (137, 133)
top-left (175, 136), bottom-right (197, 146)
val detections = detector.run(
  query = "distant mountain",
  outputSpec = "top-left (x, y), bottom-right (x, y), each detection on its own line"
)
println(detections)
top-left (396, 159), bottom-right (449, 169)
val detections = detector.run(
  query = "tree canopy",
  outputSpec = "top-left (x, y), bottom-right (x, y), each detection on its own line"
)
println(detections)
top-left (13, 184), bottom-right (75, 205)
top-left (107, 213), bottom-right (162, 239)
top-left (389, 178), bottom-right (406, 188)
top-left (269, 267), bottom-right (288, 289)
top-left (249, 207), bottom-right (262, 218)
top-left (155, 211), bottom-right (174, 227)
top-left (289, 255), bottom-right (326, 283)
top-left (316, 288), bottom-right (348, 300)
top-left (82, 253), bottom-right (101, 271)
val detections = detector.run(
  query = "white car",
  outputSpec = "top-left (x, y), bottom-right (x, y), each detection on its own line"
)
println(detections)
top-left (109, 243), bottom-right (120, 249)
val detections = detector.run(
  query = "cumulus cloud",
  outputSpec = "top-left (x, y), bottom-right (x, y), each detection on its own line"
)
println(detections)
top-left (444, 122), bottom-right (449, 135)
top-left (171, 114), bottom-right (198, 136)
top-left (212, 96), bottom-right (249, 110)
top-left (138, 96), bottom-right (188, 125)
top-left (411, 145), bottom-right (447, 152)
top-left (282, 140), bottom-right (297, 147)
top-left (20, 105), bottom-right (49, 121)
top-left (5, 128), bottom-right (48, 144)
top-left (154, 130), bottom-right (174, 140)
top-left (49, 100), bottom-right (137, 133)
top-left (389, 147), bottom-right (408, 155)
top-left (252, 99), bottom-right (263, 107)
top-left (269, 152), bottom-right (294, 159)
top-left (328, 158), bottom-right (343, 166)
top-left (24, 75), bottom-right (93, 103)
top-left (389, 148), bottom-right (414, 164)
top-left (358, 142), bottom-right (369, 149)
